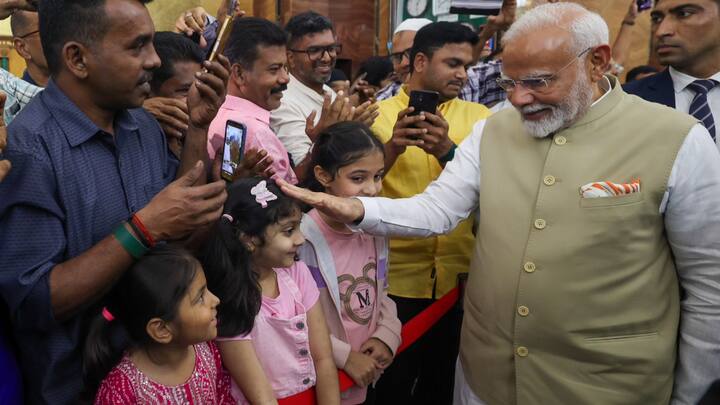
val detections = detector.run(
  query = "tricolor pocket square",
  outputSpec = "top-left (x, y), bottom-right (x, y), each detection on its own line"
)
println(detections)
top-left (580, 179), bottom-right (641, 198)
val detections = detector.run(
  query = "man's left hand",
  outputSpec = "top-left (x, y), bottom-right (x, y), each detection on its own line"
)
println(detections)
top-left (187, 55), bottom-right (230, 129)
top-left (143, 97), bottom-right (189, 140)
top-left (360, 338), bottom-right (394, 369)
top-left (416, 111), bottom-right (453, 160)
top-left (353, 100), bottom-right (379, 128)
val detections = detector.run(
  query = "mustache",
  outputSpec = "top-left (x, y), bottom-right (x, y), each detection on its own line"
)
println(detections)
top-left (521, 103), bottom-right (554, 114)
top-left (271, 83), bottom-right (288, 94)
top-left (138, 73), bottom-right (152, 85)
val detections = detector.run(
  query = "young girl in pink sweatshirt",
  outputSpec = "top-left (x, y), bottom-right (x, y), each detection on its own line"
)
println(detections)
top-left (298, 122), bottom-right (402, 404)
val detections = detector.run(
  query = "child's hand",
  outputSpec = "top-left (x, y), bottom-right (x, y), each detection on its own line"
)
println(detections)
top-left (343, 351), bottom-right (380, 387)
top-left (360, 338), bottom-right (394, 368)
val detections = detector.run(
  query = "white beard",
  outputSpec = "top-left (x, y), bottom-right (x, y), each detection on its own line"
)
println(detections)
top-left (517, 68), bottom-right (595, 139)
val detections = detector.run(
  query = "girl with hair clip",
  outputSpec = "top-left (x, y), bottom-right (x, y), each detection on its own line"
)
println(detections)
top-left (83, 245), bottom-right (233, 404)
top-left (201, 177), bottom-right (340, 405)
top-left (297, 121), bottom-right (401, 404)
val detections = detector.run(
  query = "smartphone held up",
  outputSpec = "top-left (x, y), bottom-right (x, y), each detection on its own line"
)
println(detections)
top-left (221, 121), bottom-right (247, 182)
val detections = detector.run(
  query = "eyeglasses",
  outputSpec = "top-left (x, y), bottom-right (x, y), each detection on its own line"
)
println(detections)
top-left (17, 29), bottom-right (39, 39)
top-left (289, 44), bottom-right (342, 61)
top-left (389, 49), bottom-right (411, 64)
top-left (496, 47), bottom-right (593, 93)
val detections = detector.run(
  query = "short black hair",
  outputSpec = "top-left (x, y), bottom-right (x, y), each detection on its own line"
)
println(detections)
top-left (39, 0), bottom-right (153, 76)
top-left (150, 32), bottom-right (203, 92)
top-left (409, 22), bottom-right (479, 73)
top-left (357, 56), bottom-right (393, 87)
top-left (10, 10), bottom-right (35, 37)
top-left (224, 17), bottom-right (287, 69)
top-left (625, 65), bottom-right (659, 83)
top-left (284, 11), bottom-right (334, 47)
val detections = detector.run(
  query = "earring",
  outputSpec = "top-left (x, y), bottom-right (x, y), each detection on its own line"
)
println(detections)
top-left (246, 244), bottom-right (255, 253)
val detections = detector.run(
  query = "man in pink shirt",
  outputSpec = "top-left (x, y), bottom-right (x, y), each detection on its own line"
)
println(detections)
top-left (208, 17), bottom-right (298, 184)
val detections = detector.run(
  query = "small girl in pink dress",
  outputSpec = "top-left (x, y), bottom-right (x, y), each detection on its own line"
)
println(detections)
top-left (201, 178), bottom-right (340, 405)
top-left (84, 246), bottom-right (234, 405)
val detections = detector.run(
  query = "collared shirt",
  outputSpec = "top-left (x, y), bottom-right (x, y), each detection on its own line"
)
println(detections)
top-left (357, 85), bottom-right (720, 405)
top-left (0, 81), bottom-right (178, 404)
top-left (371, 86), bottom-right (491, 299)
top-left (21, 70), bottom-right (38, 87)
top-left (270, 73), bottom-right (337, 165)
top-left (375, 60), bottom-right (506, 106)
top-left (459, 60), bottom-right (505, 106)
top-left (375, 81), bottom-right (401, 101)
top-left (0, 68), bottom-right (42, 124)
top-left (208, 95), bottom-right (297, 184)
top-left (669, 66), bottom-right (720, 151)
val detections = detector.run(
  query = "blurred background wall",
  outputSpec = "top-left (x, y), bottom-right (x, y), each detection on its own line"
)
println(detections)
top-left (0, 0), bottom-right (654, 83)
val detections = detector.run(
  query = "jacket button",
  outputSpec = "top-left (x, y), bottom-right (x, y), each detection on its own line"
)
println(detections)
top-left (299, 348), bottom-right (309, 356)
top-left (517, 306), bottom-right (530, 317)
top-left (296, 322), bottom-right (305, 330)
top-left (516, 346), bottom-right (529, 357)
top-left (554, 136), bottom-right (567, 145)
top-left (303, 378), bottom-right (311, 385)
top-left (543, 175), bottom-right (556, 186)
top-left (523, 262), bottom-right (536, 273)
top-left (534, 219), bottom-right (546, 230)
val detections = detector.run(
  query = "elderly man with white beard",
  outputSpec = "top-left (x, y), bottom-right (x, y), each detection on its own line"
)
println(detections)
top-left (278, 2), bottom-right (720, 405)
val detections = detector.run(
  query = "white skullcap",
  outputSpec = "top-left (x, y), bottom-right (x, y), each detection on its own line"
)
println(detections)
top-left (394, 18), bottom-right (433, 35)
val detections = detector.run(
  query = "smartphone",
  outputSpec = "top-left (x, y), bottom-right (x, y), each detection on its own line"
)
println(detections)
top-left (409, 90), bottom-right (440, 116)
top-left (637, 0), bottom-right (653, 11)
top-left (221, 120), bottom-right (247, 182)
top-left (207, 15), bottom-right (234, 62)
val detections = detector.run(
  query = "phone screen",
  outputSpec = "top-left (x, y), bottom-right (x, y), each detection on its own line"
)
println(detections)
top-left (221, 122), bottom-right (246, 182)
top-left (637, 0), bottom-right (652, 11)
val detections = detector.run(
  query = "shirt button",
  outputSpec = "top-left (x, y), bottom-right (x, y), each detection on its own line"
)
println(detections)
top-left (554, 136), bottom-right (567, 145)
top-left (543, 175), bottom-right (556, 186)
top-left (516, 346), bottom-right (529, 357)
top-left (517, 306), bottom-right (530, 317)
top-left (523, 262), bottom-right (536, 273)
top-left (296, 322), bottom-right (305, 330)
top-left (302, 377), bottom-right (311, 385)
top-left (299, 348), bottom-right (309, 356)
top-left (534, 219), bottom-right (547, 230)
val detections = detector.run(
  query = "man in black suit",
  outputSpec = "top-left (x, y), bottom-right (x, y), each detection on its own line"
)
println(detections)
top-left (624, 0), bottom-right (720, 146)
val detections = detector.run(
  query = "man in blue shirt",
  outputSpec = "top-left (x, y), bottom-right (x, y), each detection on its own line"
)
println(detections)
top-left (0, 0), bottom-right (230, 403)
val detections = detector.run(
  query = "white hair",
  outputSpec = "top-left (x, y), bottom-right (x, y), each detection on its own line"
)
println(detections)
top-left (502, 2), bottom-right (609, 55)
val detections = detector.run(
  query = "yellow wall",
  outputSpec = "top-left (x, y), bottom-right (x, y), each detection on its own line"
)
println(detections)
top-left (148, 1), bottom-right (216, 31)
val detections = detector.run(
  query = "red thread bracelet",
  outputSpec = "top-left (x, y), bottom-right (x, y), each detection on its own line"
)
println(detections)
top-left (131, 214), bottom-right (156, 247)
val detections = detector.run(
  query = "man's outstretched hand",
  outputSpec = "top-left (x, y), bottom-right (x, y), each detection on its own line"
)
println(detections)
top-left (276, 179), bottom-right (366, 224)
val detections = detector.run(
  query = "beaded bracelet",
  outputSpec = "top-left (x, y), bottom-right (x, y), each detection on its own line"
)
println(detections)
top-left (113, 223), bottom-right (149, 259)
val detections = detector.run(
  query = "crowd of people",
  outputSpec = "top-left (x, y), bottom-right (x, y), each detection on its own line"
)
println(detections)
top-left (0, 0), bottom-right (719, 404)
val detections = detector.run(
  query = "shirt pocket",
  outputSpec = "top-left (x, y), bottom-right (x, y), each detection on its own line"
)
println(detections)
top-left (579, 191), bottom-right (644, 208)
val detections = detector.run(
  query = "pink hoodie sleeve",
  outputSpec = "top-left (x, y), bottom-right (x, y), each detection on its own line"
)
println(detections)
top-left (371, 290), bottom-right (402, 355)
top-left (330, 334), bottom-right (352, 369)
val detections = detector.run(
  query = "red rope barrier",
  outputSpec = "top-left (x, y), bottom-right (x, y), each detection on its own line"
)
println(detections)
top-left (280, 287), bottom-right (460, 404)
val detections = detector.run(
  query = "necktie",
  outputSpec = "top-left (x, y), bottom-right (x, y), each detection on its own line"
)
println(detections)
top-left (687, 79), bottom-right (718, 141)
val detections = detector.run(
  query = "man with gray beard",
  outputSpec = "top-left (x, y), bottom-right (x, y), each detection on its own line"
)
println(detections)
top-left (277, 2), bottom-right (720, 405)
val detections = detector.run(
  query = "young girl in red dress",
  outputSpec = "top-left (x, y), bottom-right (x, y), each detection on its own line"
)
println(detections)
top-left (84, 246), bottom-right (234, 404)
